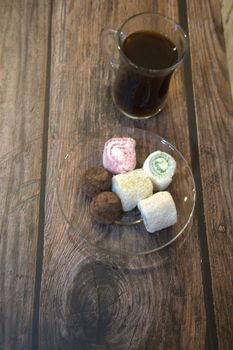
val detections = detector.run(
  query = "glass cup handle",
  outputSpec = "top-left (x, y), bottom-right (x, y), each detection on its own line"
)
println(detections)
top-left (101, 28), bottom-right (119, 70)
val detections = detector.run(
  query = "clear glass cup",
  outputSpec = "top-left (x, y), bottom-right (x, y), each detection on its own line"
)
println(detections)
top-left (101, 12), bottom-right (188, 119)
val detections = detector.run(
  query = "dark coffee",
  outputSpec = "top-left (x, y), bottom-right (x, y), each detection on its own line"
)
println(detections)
top-left (113, 30), bottom-right (178, 118)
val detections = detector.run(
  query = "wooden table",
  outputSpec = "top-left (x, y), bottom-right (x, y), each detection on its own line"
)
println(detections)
top-left (1, 1), bottom-right (232, 349)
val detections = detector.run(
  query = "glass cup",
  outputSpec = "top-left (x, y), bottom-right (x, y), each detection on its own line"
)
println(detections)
top-left (101, 12), bottom-right (188, 119)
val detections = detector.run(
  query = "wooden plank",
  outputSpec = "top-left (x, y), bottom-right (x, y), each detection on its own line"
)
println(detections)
top-left (39, 1), bottom-right (206, 349)
top-left (0, 1), bottom-right (49, 348)
top-left (186, 0), bottom-right (233, 348)
top-left (221, 0), bottom-right (233, 99)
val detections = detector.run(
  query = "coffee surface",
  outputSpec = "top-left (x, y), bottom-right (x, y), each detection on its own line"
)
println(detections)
top-left (122, 30), bottom-right (178, 69)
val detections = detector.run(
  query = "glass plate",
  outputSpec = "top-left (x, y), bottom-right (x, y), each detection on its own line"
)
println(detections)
top-left (57, 127), bottom-right (195, 255)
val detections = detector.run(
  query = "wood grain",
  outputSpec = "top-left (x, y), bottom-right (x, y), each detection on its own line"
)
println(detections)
top-left (39, 1), bottom-right (206, 349)
top-left (221, 0), bottom-right (233, 99)
top-left (186, 0), bottom-right (233, 348)
top-left (0, 1), bottom-right (49, 348)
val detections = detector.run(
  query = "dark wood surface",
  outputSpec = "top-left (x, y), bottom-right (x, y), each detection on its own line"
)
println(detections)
top-left (0, 1), bottom-right (49, 349)
top-left (0, 1), bottom-right (232, 349)
top-left (186, 1), bottom-right (233, 348)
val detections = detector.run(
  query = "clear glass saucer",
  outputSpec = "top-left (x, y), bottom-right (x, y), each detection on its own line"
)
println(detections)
top-left (57, 127), bottom-right (195, 256)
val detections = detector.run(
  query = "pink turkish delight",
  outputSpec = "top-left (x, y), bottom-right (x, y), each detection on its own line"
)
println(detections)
top-left (103, 137), bottom-right (136, 174)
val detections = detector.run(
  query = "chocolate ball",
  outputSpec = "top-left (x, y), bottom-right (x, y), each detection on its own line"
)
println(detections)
top-left (90, 192), bottom-right (123, 224)
top-left (81, 166), bottom-right (112, 198)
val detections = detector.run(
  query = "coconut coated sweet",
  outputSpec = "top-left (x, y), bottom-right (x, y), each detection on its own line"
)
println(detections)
top-left (112, 169), bottom-right (153, 211)
top-left (143, 151), bottom-right (176, 190)
top-left (138, 191), bottom-right (177, 233)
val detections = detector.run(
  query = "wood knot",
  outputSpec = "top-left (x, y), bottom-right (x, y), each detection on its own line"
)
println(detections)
top-left (64, 262), bottom-right (129, 347)
top-left (63, 262), bottom-right (155, 348)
